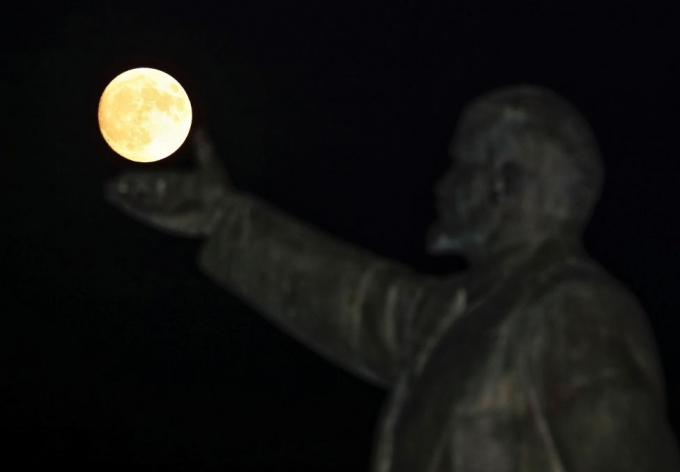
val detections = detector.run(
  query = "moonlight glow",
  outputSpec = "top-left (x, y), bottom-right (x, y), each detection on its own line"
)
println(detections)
top-left (98, 68), bottom-right (192, 163)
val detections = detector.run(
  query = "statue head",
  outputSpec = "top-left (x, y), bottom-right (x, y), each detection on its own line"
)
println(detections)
top-left (427, 85), bottom-right (603, 267)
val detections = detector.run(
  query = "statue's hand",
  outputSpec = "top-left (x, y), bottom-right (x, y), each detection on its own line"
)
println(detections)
top-left (104, 127), bottom-right (232, 238)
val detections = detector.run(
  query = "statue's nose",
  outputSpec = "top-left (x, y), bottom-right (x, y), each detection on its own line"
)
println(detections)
top-left (435, 170), bottom-right (458, 201)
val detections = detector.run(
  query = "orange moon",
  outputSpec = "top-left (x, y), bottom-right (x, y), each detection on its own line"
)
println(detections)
top-left (98, 68), bottom-right (192, 163)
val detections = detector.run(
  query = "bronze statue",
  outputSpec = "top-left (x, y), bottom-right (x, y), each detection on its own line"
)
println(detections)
top-left (106, 85), bottom-right (680, 470)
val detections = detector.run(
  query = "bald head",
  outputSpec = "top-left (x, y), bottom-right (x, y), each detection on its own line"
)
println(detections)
top-left (429, 85), bottom-right (603, 260)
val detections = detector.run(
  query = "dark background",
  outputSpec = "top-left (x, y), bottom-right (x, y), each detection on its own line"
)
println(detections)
top-left (2, 0), bottom-right (678, 468)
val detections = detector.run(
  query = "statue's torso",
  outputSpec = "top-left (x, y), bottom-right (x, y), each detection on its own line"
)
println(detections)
top-left (373, 266), bottom-right (538, 472)
top-left (371, 256), bottom-right (669, 472)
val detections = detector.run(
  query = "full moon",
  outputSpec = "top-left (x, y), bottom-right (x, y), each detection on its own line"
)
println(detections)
top-left (98, 68), bottom-right (192, 163)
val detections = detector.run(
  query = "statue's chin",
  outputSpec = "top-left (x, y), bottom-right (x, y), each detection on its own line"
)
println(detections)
top-left (426, 223), bottom-right (480, 256)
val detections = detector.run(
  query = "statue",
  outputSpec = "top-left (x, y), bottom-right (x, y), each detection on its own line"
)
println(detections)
top-left (106, 85), bottom-right (680, 470)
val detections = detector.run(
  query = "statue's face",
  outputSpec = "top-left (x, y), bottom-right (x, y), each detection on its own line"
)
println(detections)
top-left (427, 124), bottom-right (525, 256)
top-left (427, 86), bottom-right (603, 260)
top-left (427, 148), bottom-right (494, 255)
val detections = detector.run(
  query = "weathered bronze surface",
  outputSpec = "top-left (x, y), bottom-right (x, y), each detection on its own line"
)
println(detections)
top-left (107, 85), bottom-right (680, 471)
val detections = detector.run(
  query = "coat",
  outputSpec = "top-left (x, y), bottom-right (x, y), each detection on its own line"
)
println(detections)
top-left (199, 193), bottom-right (680, 471)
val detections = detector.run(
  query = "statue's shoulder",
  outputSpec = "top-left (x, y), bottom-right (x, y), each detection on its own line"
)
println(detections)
top-left (529, 255), bottom-right (642, 314)
top-left (526, 256), bottom-right (666, 397)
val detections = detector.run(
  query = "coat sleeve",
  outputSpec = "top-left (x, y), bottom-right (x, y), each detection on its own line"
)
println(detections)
top-left (198, 193), bottom-right (465, 387)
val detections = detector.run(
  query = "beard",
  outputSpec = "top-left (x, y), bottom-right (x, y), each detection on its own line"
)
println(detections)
top-left (426, 220), bottom-right (483, 255)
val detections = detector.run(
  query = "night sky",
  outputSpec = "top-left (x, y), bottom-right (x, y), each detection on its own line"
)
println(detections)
top-left (2, 1), bottom-right (679, 468)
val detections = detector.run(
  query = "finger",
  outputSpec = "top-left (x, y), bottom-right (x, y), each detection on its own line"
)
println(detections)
top-left (193, 126), bottom-right (219, 167)
top-left (104, 170), bottom-right (212, 237)
top-left (105, 171), bottom-right (171, 210)
top-left (192, 127), bottom-right (233, 189)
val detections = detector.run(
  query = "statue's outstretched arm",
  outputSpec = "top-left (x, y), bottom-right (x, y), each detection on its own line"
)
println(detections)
top-left (199, 192), bottom-right (460, 387)
top-left (106, 128), bottom-right (465, 388)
